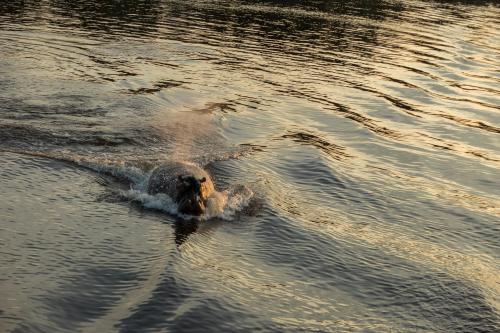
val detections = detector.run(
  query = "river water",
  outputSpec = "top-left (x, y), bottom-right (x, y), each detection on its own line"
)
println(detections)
top-left (0, 0), bottom-right (499, 332)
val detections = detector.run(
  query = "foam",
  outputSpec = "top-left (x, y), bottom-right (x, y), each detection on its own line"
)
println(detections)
top-left (3, 149), bottom-right (254, 221)
top-left (119, 182), bottom-right (253, 221)
top-left (104, 163), bottom-right (254, 221)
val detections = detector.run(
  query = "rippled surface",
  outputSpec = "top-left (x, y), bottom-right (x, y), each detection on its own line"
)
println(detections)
top-left (1, 0), bottom-right (499, 332)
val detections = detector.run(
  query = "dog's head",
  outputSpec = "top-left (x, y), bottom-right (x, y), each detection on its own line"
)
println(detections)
top-left (175, 175), bottom-right (207, 216)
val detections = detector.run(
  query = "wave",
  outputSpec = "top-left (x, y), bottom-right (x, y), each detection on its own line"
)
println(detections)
top-left (118, 181), bottom-right (254, 221)
top-left (1, 148), bottom-right (254, 221)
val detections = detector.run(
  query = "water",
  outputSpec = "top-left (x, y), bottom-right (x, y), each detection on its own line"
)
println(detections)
top-left (1, 0), bottom-right (499, 332)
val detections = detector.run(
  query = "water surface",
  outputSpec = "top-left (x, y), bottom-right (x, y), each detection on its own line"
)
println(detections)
top-left (1, 0), bottom-right (499, 332)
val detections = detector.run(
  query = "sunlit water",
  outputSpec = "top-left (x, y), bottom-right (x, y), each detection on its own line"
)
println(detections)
top-left (1, 0), bottom-right (499, 332)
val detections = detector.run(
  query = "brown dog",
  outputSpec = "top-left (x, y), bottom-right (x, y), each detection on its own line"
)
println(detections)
top-left (147, 161), bottom-right (215, 215)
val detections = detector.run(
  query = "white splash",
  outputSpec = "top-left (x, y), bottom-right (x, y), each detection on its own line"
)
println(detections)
top-left (204, 184), bottom-right (254, 220)
top-left (119, 189), bottom-right (179, 215)
top-left (119, 183), bottom-right (253, 221)
top-left (68, 154), bottom-right (254, 221)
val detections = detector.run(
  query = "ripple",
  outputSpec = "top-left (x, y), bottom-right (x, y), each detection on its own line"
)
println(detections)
top-left (281, 130), bottom-right (353, 161)
top-left (1, 0), bottom-right (500, 331)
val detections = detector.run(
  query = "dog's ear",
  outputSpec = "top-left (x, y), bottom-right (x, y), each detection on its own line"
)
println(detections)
top-left (199, 177), bottom-right (206, 183)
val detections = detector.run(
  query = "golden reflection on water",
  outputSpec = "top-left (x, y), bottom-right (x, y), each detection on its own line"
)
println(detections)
top-left (174, 229), bottom-right (397, 331)
top-left (1, 0), bottom-right (499, 331)
top-left (366, 165), bottom-right (500, 218)
top-left (266, 175), bottom-right (500, 315)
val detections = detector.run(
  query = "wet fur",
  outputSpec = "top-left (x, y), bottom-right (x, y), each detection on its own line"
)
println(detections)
top-left (147, 161), bottom-right (214, 215)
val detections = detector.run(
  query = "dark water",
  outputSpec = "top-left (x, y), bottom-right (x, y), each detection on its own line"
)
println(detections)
top-left (1, 0), bottom-right (499, 332)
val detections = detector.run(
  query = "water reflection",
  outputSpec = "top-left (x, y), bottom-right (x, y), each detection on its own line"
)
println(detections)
top-left (2, 0), bottom-right (399, 45)
top-left (173, 218), bottom-right (199, 246)
top-left (1, 0), bottom-right (499, 332)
